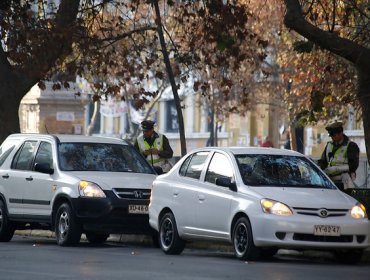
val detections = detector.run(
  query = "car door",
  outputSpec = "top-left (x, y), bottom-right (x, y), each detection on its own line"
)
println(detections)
top-left (21, 141), bottom-right (55, 218)
top-left (174, 151), bottom-right (210, 235)
top-left (5, 140), bottom-right (38, 216)
top-left (194, 152), bottom-right (234, 239)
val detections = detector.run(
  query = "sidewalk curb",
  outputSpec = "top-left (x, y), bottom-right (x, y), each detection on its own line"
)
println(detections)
top-left (15, 230), bottom-right (370, 262)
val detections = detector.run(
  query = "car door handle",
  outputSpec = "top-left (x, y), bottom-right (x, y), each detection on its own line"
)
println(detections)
top-left (25, 176), bottom-right (33, 181)
top-left (2, 174), bottom-right (9, 179)
top-left (173, 190), bottom-right (179, 197)
top-left (198, 194), bottom-right (205, 201)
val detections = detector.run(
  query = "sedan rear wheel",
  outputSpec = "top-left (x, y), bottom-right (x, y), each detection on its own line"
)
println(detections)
top-left (0, 200), bottom-right (14, 242)
top-left (232, 217), bottom-right (260, 260)
top-left (159, 212), bottom-right (185, 255)
top-left (55, 203), bottom-right (82, 246)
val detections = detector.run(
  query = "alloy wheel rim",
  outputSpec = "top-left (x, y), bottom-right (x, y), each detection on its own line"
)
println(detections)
top-left (161, 217), bottom-right (174, 249)
top-left (58, 211), bottom-right (69, 240)
top-left (235, 223), bottom-right (248, 255)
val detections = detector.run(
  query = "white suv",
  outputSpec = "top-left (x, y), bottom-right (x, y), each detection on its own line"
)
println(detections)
top-left (0, 134), bottom-right (157, 246)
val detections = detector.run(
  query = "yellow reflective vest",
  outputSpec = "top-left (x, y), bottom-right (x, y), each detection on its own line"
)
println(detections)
top-left (137, 134), bottom-right (165, 167)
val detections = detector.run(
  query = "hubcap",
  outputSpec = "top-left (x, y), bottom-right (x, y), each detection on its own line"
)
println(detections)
top-left (235, 223), bottom-right (248, 255)
top-left (58, 211), bottom-right (69, 240)
top-left (160, 217), bottom-right (174, 249)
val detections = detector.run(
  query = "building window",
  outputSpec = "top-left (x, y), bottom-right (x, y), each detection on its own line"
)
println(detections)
top-left (165, 100), bottom-right (178, 132)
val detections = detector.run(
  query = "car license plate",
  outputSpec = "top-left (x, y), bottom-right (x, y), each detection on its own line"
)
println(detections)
top-left (128, 205), bottom-right (148, 214)
top-left (314, 225), bottom-right (340, 236)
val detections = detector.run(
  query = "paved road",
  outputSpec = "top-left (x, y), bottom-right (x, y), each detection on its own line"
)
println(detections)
top-left (0, 236), bottom-right (370, 280)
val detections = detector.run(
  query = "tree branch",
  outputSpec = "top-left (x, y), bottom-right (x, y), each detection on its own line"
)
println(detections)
top-left (283, 0), bottom-right (370, 71)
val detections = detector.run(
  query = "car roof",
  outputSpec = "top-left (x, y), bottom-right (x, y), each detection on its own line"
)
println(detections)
top-left (189, 146), bottom-right (304, 157)
top-left (6, 133), bottom-right (128, 145)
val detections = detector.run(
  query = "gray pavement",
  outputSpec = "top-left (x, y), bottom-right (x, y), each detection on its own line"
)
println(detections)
top-left (15, 230), bottom-right (370, 263)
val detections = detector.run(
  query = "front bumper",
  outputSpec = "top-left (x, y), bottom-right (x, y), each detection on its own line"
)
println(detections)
top-left (70, 190), bottom-right (153, 234)
top-left (251, 213), bottom-right (370, 250)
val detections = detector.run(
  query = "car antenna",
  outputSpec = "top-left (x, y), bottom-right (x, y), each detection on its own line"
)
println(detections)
top-left (45, 125), bottom-right (49, 134)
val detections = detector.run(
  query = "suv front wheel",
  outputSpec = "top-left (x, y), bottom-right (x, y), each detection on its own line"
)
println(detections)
top-left (55, 203), bottom-right (82, 246)
top-left (0, 200), bottom-right (14, 242)
top-left (85, 232), bottom-right (109, 244)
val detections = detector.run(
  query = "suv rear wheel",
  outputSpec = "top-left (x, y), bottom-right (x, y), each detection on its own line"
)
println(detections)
top-left (0, 200), bottom-right (14, 242)
top-left (159, 212), bottom-right (185, 254)
top-left (55, 203), bottom-right (82, 246)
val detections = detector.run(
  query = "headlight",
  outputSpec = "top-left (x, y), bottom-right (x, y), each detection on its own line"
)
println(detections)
top-left (351, 203), bottom-right (367, 219)
top-left (261, 199), bottom-right (292, 216)
top-left (79, 180), bottom-right (106, 198)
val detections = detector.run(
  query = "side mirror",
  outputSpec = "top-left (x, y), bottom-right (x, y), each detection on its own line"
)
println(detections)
top-left (34, 163), bottom-right (54, 175)
top-left (215, 177), bottom-right (237, 191)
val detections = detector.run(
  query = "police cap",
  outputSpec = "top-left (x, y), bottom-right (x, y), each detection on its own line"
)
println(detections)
top-left (141, 120), bottom-right (155, 131)
top-left (325, 121), bottom-right (343, 135)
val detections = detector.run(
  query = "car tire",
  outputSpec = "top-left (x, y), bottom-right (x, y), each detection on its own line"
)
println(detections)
top-left (151, 231), bottom-right (160, 248)
top-left (55, 203), bottom-right (82, 246)
top-left (260, 247), bottom-right (278, 259)
top-left (334, 249), bottom-right (363, 264)
top-left (232, 217), bottom-right (260, 260)
top-left (0, 200), bottom-right (15, 242)
top-left (85, 232), bottom-right (109, 244)
top-left (159, 212), bottom-right (185, 255)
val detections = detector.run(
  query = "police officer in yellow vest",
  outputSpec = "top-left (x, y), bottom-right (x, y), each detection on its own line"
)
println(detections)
top-left (318, 121), bottom-right (359, 191)
top-left (134, 120), bottom-right (173, 173)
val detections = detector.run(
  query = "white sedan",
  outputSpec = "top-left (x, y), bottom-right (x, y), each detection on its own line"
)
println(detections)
top-left (149, 147), bottom-right (370, 263)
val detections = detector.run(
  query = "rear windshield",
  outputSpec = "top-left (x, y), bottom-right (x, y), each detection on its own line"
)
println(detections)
top-left (235, 154), bottom-right (335, 189)
top-left (58, 142), bottom-right (154, 174)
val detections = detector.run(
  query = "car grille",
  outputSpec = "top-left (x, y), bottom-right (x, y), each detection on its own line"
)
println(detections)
top-left (293, 233), bottom-right (353, 243)
top-left (112, 188), bottom-right (151, 200)
top-left (293, 207), bottom-right (348, 218)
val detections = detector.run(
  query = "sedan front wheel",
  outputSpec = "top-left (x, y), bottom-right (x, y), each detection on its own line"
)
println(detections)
top-left (232, 217), bottom-right (261, 260)
top-left (159, 212), bottom-right (185, 255)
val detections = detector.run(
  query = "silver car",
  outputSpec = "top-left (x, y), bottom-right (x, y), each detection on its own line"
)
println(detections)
top-left (0, 134), bottom-right (157, 246)
top-left (149, 147), bottom-right (370, 263)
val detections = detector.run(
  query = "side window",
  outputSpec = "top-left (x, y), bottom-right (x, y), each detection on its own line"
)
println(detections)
top-left (205, 153), bottom-right (234, 185)
top-left (180, 152), bottom-right (209, 180)
top-left (11, 141), bottom-right (38, 170)
top-left (0, 138), bottom-right (20, 167)
top-left (34, 142), bottom-right (53, 168)
top-left (179, 155), bottom-right (192, 176)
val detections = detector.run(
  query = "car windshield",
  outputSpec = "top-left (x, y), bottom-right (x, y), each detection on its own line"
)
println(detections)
top-left (235, 154), bottom-right (335, 189)
top-left (58, 142), bottom-right (154, 173)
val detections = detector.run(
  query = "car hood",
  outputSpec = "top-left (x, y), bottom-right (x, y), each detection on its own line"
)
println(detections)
top-left (69, 171), bottom-right (156, 190)
top-left (250, 187), bottom-right (356, 208)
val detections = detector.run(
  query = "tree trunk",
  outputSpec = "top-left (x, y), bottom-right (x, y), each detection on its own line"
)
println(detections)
top-left (0, 83), bottom-right (24, 143)
top-left (357, 71), bottom-right (370, 162)
top-left (0, 0), bottom-right (80, 143)
top-left (152, 0), bottom-right (187, 156)
top-left (86, 100), bottom-right (100, 136)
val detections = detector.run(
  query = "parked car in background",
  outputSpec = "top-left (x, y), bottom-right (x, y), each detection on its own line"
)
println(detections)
top-left (149, 147), bottom-right (370, 263)
top-left (0, 134), bottom-right (157, 246)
